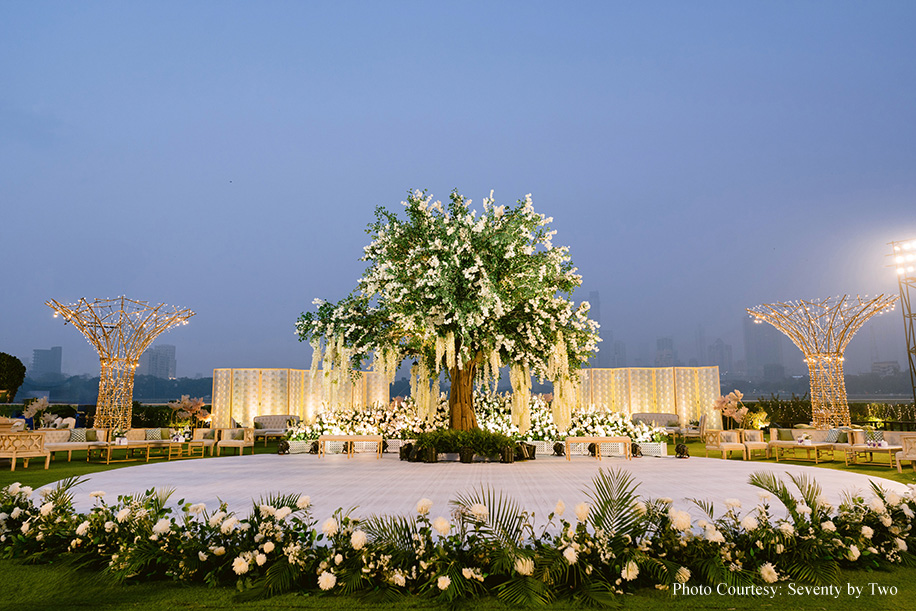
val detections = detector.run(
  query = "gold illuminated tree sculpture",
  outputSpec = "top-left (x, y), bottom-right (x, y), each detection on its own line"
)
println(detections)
top-left (747, 295), bottom-right (896, 428)
top-left (46, 296), bottom-right (195, 430)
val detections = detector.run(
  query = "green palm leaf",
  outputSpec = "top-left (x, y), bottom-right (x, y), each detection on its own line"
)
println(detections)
top-left (585, 468), bottom-right (642, 536)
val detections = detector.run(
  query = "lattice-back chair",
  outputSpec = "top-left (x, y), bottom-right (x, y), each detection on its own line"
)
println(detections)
top-left (896, 434), bottom-right (916, 473)
top-left (0, 433), bottom-right (51, 471)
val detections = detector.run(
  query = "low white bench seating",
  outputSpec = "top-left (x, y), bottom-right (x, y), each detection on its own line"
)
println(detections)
top-left (564, 436), bottom-right (631, 461)
top-left (43, 428), bottom-right (109, 461)
top-left (216, 428), bottom-right (255, 456)
top-left (704, 430), bottom-right (747, 460)
top-left (0, 433), bottom-right (51, 471)
top-left (317, 434), bottom-right (383, 458)
top-left (192, 427), bottom-right (220, 455)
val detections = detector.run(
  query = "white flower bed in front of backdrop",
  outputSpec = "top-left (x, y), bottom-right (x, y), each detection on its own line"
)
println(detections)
top-left (283, 390), bottom-right (669, 447)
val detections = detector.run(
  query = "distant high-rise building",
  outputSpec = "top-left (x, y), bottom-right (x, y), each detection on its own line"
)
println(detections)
top-left (743, 317), bottom-right (783, 381)
top-left (708, 338), bottom-right (733, 376)
top-left (30, 346), bottom-right (62, 379)
top-left (655, 337), bottom-right (677, 367)
top-left (694, 324), bottom-right (707, 366)
top-left (613, 340), bottom-right (627, 368)
top-left (588, 290), bottom-right (613, 368)
top-left (138, 344), bottom-right (177, 379)
top-left (872, 361), bottom-right (902, 377)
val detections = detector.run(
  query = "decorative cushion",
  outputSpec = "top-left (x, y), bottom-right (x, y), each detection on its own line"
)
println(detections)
top-left (778, 429), bottom-right (795, 441)
top-left (825, 429), bottom-right (840, 443)
top-left (254, 422), bottom-right (264, 429)
top-left (836, 431), bottom-right (848, 444)
top-left (85, 429), bottom-right (98, 442)
top-left (744, 430), bottom-right (763, 442)
top-left (721, 431), bottom-right (739, 443)
top-left (866, 430), bottom-right (884, 443)
top-left (203, 429), bottom-right (215, 440)
top-left (146, 428), bottom-right (162, 440)
top-left (231, 430), bottom-right (244, 441)
top-left (161, 428), bottom-right (172, 439)
top-left (69, 428), bottom-right (87, 442)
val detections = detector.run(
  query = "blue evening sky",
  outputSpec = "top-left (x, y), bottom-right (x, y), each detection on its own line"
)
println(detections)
top-left (2, 1), bottom-right (914, 377)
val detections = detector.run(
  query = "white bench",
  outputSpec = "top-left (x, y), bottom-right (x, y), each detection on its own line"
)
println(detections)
top-left (318, 434), bottom-right (383, 458)
top-left (564, 436), bottom-right (631, 461)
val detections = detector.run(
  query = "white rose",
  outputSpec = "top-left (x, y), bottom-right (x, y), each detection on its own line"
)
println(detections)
top-left (416, 498), bottom-right (433, 515)
top-left (621, 560), bottom-right (639, 581)
top-left (232, 557), bottom-right (249, 575)
top-left (322, 518), bottom-right (339, 537)
top-left (515, 557), bottom-right (534, 576)
top-left (563, 546), bottom-right (578, 565)
top-left (760, 562), bottom-right (778, 583)
top-left (318, 570), bottom-right (337, 590)
top-left (437, 575), bottom-right (451, 590)
top-left (575, 503), bottom-right (590, 523)
top-left (432, 517), bottom-right (451, 536)
top-left (75, 521), bottom-right (90, 536)
top-left (152, 519), bottom-right (171, 535)
top-left (263, 541), bottom-right (275, 553)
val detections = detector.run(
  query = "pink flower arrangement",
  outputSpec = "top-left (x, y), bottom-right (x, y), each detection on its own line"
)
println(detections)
top-left (713, 390), bottom-right (749, 428)
top-left (167, 395), bottom-right (209, 426)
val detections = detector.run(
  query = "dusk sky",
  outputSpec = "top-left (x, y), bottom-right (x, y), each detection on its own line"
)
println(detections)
top-left (3, 1), bottom-right (915, 378)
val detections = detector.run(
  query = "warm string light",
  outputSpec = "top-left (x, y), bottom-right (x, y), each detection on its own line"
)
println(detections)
top-left (747, 294), bottom-right (897, 428)
top-left (45, 296), bottom-right (195, 430)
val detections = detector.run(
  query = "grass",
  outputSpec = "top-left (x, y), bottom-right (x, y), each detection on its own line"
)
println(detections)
top-left (0, 558), bottom-right (910, 610)
top-left (1, 438), bottom-right (915, 609)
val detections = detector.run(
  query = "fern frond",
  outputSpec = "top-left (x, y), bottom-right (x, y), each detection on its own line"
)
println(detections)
top-left (496, 575), bottom-right (552, 606)
top-left (748, 471), bottom-right (797, 516)
top-left (585, 468), bottom-right (642, 536)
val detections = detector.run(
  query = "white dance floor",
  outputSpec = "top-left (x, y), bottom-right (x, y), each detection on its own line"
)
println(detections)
top-left (58, 452), bottom-right (909, 528)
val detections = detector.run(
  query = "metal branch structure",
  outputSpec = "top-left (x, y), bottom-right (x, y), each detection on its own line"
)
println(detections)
top-left (889, 238), bottom-right (916, 407)
top-left (747, 294), bottom-right (897, 428)
top-left (46, 296), bottom-right (195, 430)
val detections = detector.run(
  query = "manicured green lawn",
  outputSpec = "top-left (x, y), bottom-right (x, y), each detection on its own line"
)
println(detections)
top-left (1, 438), bottom-right (915, 609)
top-left (0, 558), bottom-right (910, 610)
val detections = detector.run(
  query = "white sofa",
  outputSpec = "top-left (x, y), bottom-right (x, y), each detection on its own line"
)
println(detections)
top-left (253, 415), bottom-right (300, 445)
top-left (43, 428), bottom-right (110, 461)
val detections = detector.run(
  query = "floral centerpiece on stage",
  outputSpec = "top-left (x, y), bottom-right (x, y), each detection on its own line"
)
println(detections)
top-left (296, 189), bottom-right (599, 434)
top-left (167, 395), bottom-right (209, 429)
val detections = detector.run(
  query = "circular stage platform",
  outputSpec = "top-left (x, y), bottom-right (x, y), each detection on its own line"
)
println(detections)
top-left (62, 453), bottom-right (908, 528)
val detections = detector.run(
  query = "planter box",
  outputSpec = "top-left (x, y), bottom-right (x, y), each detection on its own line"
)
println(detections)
top-left (288, 440), bottom-right (313, 454)
top-left (639, 442), bottom-right (668, 457)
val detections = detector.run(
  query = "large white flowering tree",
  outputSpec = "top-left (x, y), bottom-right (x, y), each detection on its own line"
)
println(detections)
top-left (296, 189), bottom-right (599, 431)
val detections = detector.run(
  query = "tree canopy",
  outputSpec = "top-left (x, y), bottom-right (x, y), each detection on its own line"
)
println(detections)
top-left (0, 352), bottom-right (26, 403)
top-left (296, 189), bottom-right (599, 431)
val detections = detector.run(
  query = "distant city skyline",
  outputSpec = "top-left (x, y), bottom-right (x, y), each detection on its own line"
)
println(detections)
top-left (3, 3), bottom-right (914, 380)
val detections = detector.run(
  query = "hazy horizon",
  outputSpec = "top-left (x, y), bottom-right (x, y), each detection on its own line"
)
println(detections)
top-left (3, 2), bottom-right (914, 379)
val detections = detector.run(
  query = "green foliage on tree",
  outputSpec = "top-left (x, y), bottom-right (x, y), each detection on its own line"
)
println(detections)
top-left (296, 189), bottom-right (599, 430)
top-left (0, 352), bottom-right (26, 403)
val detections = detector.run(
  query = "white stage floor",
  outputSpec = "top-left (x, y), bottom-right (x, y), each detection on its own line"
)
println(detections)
top-left (58, 452), bottom-right (908, 528)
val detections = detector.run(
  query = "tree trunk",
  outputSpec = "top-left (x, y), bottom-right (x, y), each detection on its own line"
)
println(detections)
top-left (448, 361), bottom-right (479, 430)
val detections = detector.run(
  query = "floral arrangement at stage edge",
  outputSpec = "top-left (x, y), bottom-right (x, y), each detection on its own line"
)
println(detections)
top-left (167, 395), bottom-right (209, 428)
top-left (2, 470), bottom-right (915, 605)
top-left (285, 391), bottom-right (667, 444)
